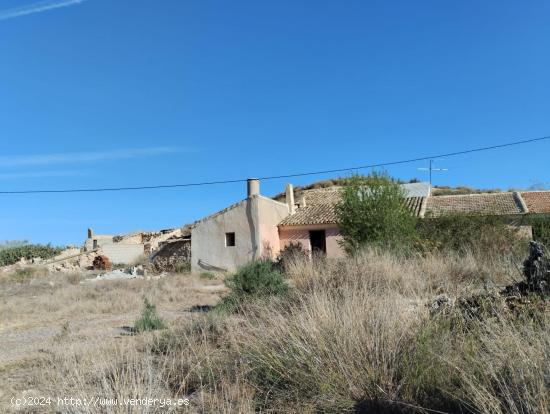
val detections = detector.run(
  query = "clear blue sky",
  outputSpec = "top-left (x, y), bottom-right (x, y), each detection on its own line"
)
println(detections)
top-left (1, 0), bottom-right (549, 246)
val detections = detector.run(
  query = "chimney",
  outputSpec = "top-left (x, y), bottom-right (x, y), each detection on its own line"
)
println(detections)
top-left (87, 228), bottom-right (94, 239)
top-left (247, 178), bottom-right (260, 198)
top-left (285, 184), bottom-right (295, 214)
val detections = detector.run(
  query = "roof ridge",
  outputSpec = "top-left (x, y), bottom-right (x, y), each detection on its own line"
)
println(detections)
top-left (513, 192), bottom-right (529, 214)
top-left (519, 189), bottom-right (550, 194)
top-left (430, 191), bottom-right (514, 198)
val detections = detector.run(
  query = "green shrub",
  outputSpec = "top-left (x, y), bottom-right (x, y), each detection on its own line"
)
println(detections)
top-left (529, 216), bottom-right (550, 247)
top-left (134, 298), bottom-right (166, 333)
top-left (335, 173), bottom-right (418, 253)
top-left (218, 261), bottom-right (288, 313)
top-left (0, 243), bottom-right (64, 267)
top-left (174, 261), bottom-right (191, 274)
top-left (199, 271), bottom-right (216, 280)
top-left (417, 214), bottom-right (525, 256)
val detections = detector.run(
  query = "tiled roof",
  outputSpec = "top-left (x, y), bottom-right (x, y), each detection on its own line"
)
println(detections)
top-left (279, 203), bottom-right (338, 226)
top-left (295, 186), bottom-right (342, 205)
top-left (278, 186), bottom-right (425, 226)
top-left (521, 191), bottom-right (550, 214)
top-left (277, 187), bottom-right (550, 226)
top-left (424, 192), bottom-right (525, 217)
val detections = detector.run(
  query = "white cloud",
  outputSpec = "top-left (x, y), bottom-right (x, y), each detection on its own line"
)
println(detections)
top-left (0, 147), bottom-right (181, 168)
top-left (0, 0), bottom-right (87, 21)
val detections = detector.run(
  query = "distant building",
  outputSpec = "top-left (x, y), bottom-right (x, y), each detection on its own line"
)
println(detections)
top-left (188, 180), bottom-right (430, 271)
top-left (84, 227), bottom-right (181, 265)
top-left (187, 180), bottom-right (550, 272)
top-left (86, 179), bottom-right (550, 272)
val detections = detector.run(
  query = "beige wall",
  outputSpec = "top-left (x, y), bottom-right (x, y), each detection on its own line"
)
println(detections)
top-left (279, 224), bottom-right (345, 258)
top-left (101, 243), bottom-right (145, 264)
top-left (191, 199), bottom-right (256, 273)
top-left (191, 196), bottom-right (291, 273)
top-left (84, 234), bottom-right (113, 251)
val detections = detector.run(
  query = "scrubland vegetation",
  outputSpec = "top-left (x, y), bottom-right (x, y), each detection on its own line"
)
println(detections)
top-left (7, 248), bottom-right (543, 414)
top-left (0, 242), bottom-right (64, 266)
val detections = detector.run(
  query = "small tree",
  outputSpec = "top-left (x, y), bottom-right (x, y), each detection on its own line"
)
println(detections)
top-left (335, 173), bottom-right (417, 252)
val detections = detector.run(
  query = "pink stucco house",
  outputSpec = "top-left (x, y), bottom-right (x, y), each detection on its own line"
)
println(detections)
top-left (188, 178), bottom-right (550, 272)
top-left (189, 179), bottom-right (429, 272)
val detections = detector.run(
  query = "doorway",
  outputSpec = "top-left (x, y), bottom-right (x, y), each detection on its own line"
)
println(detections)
top-left (309, 230), bottom-right (326, 254)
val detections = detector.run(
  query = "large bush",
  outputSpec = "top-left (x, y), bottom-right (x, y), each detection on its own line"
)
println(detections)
top-left (335, 173), bottom-right (417, 253)
top-left (417, 214), bottom-right (525, 256)
top-left (0, 243), bottom-right (64, 267)
top-left (218, 260), bottom-right (288, 312)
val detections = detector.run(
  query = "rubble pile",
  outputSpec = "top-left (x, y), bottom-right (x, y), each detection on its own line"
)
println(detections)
top-left (92, 255), bottom-right (112, 271)
top-left (151, 237), bottom-right (191, 272)
top-left (430, 241), bottom-right (550, 316)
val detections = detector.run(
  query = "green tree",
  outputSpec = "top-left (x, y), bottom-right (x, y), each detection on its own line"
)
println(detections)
top-left (335, 173), bottom-right (417, 252)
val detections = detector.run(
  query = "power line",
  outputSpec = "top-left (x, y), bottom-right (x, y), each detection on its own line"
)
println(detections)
top-left (1, 134), bottom-right (549, 195)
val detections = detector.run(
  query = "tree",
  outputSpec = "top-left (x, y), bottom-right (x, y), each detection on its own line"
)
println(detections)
top-left (335, 173), bottom-right (417, 252)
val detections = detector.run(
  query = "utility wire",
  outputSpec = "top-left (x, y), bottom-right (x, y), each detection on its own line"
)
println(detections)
top-left (1, 134), bottom-right (549, 195)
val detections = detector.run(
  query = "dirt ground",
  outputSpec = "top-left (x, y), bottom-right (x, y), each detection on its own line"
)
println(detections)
top-left (0, 270), bottom-right (226, 413)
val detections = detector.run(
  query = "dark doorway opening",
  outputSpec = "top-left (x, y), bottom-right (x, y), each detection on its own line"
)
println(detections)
top-left (309, 230), bottom-right (326, 254)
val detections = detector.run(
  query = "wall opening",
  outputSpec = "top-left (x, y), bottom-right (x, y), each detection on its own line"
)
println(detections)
top-left (309, 230), bottom-right (326, 254)
top-left (225, 232), bottom-right (236, 247)
top-left (92, 239), bottom-right (98, 249)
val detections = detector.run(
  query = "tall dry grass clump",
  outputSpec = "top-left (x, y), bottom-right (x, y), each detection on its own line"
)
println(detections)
top-left (33, 249), bottom-right (548, 413)
top-left (47, 341), bottom-right (180, 414)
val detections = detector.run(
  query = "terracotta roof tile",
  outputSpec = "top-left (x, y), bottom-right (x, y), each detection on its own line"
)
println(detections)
top-left (425, 192), bottom-right (524, 217)
top-left (296, 186), bottom-right (343, 205)
top-left (279, 204), bottom-right (338, 226)
top-left (279, 186), bottom-right (425, 226)
top-left (521, 191), bottom-right (550, 214)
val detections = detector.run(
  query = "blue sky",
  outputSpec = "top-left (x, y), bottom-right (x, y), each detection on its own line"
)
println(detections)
top-left (0, 0), bottom-right (549, 245)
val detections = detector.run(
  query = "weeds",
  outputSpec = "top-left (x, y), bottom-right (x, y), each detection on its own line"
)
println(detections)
top-left (217, 260), bottom-right (288, 313)
top-left (9, 266), bottom-right (38, 283)
top-left (134, 297), bottom-right (166, 333)
top-left (200, 271), bottom-right (216, 280)
top-left (53, 321), bottom-right (71, 343)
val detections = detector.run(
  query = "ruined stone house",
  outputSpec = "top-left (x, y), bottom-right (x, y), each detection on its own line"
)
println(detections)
top-left (84, 227), bottom-right (182, 265)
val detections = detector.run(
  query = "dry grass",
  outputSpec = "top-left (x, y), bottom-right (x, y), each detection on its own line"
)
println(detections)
top-left (1, 250), bottom-right (548, 413)
top-left (0, 270), bottom-right (225, 413)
